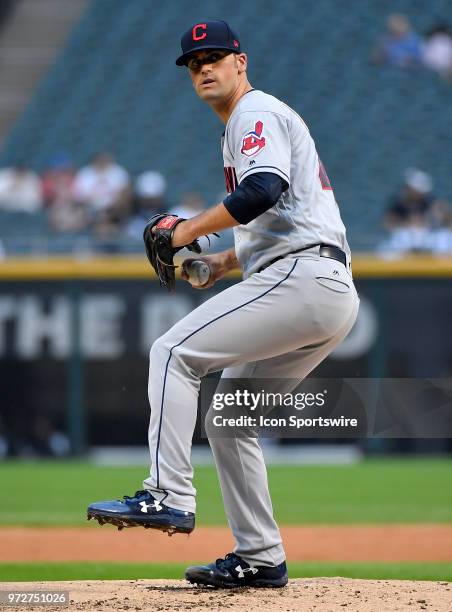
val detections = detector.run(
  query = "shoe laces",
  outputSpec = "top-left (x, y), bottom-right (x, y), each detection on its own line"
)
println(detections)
top-left (215, 553), bottom-right (243, 571)
top-left (122, 490), bottom-right (148, 501)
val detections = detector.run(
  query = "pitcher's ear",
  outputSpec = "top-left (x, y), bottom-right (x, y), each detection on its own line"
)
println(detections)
top-left (236, 52), bottom-right (248, 73)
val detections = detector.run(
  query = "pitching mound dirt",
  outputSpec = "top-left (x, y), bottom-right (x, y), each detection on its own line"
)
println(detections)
top-left (3, 578), bottom-right (451, 612)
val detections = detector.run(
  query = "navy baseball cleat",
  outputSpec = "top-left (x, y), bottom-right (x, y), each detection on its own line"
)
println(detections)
top-left (185, 552), bottom-right (288, 588)
top-left (87, 490), bottom-right (195, 535)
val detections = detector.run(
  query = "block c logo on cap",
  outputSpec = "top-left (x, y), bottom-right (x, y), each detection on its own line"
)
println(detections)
top-left (192, 23), bottom-right (207, 41)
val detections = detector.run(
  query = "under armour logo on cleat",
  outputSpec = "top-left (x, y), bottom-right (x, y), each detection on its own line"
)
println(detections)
top-left (139, 500), bottom-right (163, 513)
top-left (235, 565), bottom-right (259, 578)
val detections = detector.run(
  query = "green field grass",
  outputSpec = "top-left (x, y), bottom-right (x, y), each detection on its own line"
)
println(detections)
top-left (0, 562), bottom-right (451, 583)
top-left (0, 458), bottom-right (451, 526)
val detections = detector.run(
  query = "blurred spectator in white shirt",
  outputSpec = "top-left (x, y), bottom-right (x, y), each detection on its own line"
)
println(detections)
top-left (125, 171), bottom-right (166, 239)
top-left (73, 152), bottom-right (131, 220)
top-left (422, 24), bottom-right (452, 81)
top-left (0, 165), bottom-right (43, 212)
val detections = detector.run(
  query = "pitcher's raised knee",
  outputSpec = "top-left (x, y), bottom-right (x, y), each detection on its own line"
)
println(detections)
top-left (149, 335), bottom-right (172, 368)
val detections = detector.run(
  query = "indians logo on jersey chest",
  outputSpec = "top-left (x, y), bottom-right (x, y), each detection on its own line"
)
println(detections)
top-left (240, 121), bottom-right (266, 157)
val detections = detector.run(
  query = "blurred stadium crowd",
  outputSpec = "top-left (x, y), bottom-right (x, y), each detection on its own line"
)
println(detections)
top-left (0, 154), bottom-right (451, 257)
top-left (0, 1), bottom-right (451, 255)
top-left (379, 167), bottom-right (452, 255)
top-left (0, 151), bottom-right (232, 256)
top-left (374, 14), bottom-right (452, 80)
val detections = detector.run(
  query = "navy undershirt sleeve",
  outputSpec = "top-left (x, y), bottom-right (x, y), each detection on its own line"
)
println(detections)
top-left (223, 172), bottom-right (289, 225)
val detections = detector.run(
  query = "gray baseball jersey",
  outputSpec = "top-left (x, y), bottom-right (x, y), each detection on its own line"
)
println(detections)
top-left (222, 89), bottom-right (351, 277)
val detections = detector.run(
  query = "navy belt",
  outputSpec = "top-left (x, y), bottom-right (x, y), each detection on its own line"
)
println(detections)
top-left (258, 243), bottom-right (347, 273)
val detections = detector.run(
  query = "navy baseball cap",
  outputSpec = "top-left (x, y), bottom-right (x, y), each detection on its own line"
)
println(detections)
top-left (176, 20), bottom-right (241, 66)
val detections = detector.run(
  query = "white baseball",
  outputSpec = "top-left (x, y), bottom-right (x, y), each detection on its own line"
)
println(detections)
top-left (186, 260), bottom-right (211, 287)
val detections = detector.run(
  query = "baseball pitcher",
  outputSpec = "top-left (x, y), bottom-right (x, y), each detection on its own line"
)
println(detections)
top-left (88, 20), bottom-right (359, 589)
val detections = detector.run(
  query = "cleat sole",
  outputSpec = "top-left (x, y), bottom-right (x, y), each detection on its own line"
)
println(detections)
top-left (86, 511), bottom-right (193, 535)
top-left (185, 576), bottom-right (287, 589)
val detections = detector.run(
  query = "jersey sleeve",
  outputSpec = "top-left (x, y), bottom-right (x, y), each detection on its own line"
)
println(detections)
top-left (226, 111), bottom-right (291, 185)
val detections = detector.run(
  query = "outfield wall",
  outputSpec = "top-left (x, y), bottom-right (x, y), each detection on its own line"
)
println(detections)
top-left (0, 255), bottom-right (451, 454)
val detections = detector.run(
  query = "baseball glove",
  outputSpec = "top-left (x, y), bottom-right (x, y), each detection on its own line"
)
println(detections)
top-left (143, 213), bottom-right (203, 291)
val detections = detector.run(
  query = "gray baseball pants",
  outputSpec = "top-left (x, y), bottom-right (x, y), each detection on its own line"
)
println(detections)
top-left (143, 250), bottom-right (359, 567)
